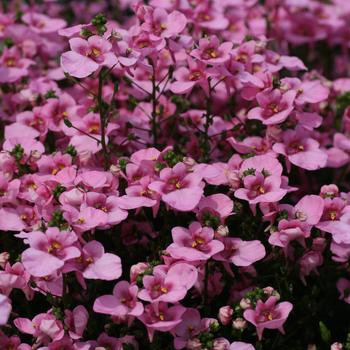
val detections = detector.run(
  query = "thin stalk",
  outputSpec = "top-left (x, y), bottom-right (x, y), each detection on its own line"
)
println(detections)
top-left (97, 71), bottom-right (110, 170)
top-left (151, 64), bottom-right (159, 147)
top-left (201, 79), bottom-right (213, 163)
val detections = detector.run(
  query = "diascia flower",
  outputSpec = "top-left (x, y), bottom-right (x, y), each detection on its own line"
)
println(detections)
top-left (149, 162), bottom-right (204, 212)
top-left (213, 237), bottom-right (266, 267)
top-left (273, 126), bottom-right (328, 171)
top-left (138, 263), bottom-right (198, 304)
top-left (235, 155), bottom-right (288, 206)
top-left (138, 302), bottom-right (186, 341)
top-left (243, 296), bottom-right (293, 340)
top-left (61, 35), bottom-right (117, 78)
top-left (167, 222), bottom-right (224, 261)
top-left (21, 228), bottom-right (81, 277)
top-left (94, 280), bottom-right (144, 319)
top-left (247, 89), bottom-right (296, 125)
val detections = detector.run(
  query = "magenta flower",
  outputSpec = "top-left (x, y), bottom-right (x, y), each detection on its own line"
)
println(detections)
top-left (21, 228), bottom-right (80, 277)
top-left (243, 296), bottom-right (293, 340)
top-left (214, 237), bottom-right (266, 266)
top-left (167, 222), bottom-right (224, 261)
top-left (94, 280), bottom-right (144, 319)
top-left (61, 35), bottom-right (117, 78)
top-left (247, 89), bottom-right (296, 125)
top-left (149, 162), bottom-right (204, 212)
top-left (138, 263), bottom-right (198, 303)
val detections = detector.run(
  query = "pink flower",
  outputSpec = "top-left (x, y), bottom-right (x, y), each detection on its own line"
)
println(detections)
top-left (171, 58), bottom-right (209, 95)
top-left (196, 194), bottom-right (234, 226)
top-left (268, 219), bottom-right (310, 257)
top-left (138, 302), bottom-right (186, 341)
top-left (64, 305), bottom-right (89, 340)
top-left (214, 238), bottom-right (266, 266)
top-left (22, 12), bottom-right (66, 33)
top-left (174, 308), bottom-right (202, 349)
top-left (138, 263), bottom-right (198, 303)
top-left (61, 35), bottom-right (117, 78)
top-left (243, 296), bottom-right (293, 340)
top-left (14, 312), bottom-right (64, 344)
top-left (78, 241), bottom-right (122, 281)
top-left (21, 228), bottom-right (80, 277)
top-left (230, 342), bottom-right (255, 350)
top-left (234, 172), bottom-right (287, 205)
top-left (83, 192), bottom-right (128, 226)
top-left (142, 8), bottom-right (187, 38)
top-left (149, 162), bottom-right (204, 212)
top-left (191, 36), bottom-right (232, 65)
top-left (293, 195), bottom-right (325, 225)
top-left (299, 251), bottom-right (324, 284)
top-left (273, 127), bottom-right (327, 171)
top-left (247, 89), bottom-right (296, 125)
top-left (0, 47), bottom-right (34, 83)
top-left (0, 294), bottom-right (11, 325)
top-left (94, 281), bottom-right (144, 319)
top-left (167, 222), bottom-right (224, 261)
top-left (280, 78), bottom-right (329, 105)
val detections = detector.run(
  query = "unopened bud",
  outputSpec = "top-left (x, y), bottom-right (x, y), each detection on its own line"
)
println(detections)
top-left (232, 317), bottom-right (247, 330)
top-left (218, 306), bottom-right (233, 326)
top-left (216, 225), bottom-right (229, 237)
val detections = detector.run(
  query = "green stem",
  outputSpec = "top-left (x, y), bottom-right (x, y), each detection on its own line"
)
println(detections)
top-left (201, 79), bottom-right (213, 163)
top-left (97, 71), bottom-right (110, 170)
top-left (151, 64), bottom-right (158, 148)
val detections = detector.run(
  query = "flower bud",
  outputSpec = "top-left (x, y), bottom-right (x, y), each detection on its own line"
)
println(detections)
top-left (213, 338), bottom-right (230, 350)
top-left (239, 298), bottom-right (252, 310)
top-left (110, 164), bottom-right (121, 176)
top-left (263, 286), bottom-right (275, 296)
top-left (130, 262), bottom-right (150, 282)
top-left (183, 156), bottom-right (197, 168)
top-left (186, 338), bottom-right (202, 350)
top-left (0, 252), bottom-right (9, 268)
top-left (216, 225), bottom-right (229, 237)
top-left (331, 343), bottom-right (343, 350)
top-left (218, 306), bottom-right (233, 326)
top-left (232, 317), bottom-right (247, 330)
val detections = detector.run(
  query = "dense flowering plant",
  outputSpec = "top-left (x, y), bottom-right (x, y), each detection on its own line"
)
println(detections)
top-left (2, 0), bottom-right (350, 349)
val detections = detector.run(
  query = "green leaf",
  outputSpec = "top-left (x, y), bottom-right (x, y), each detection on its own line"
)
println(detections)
top-left (319, 321), bottom-right (331, 344)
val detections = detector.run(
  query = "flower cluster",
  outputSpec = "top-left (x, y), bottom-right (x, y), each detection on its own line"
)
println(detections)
top-left (1, 0), bottom-right (350, 349)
